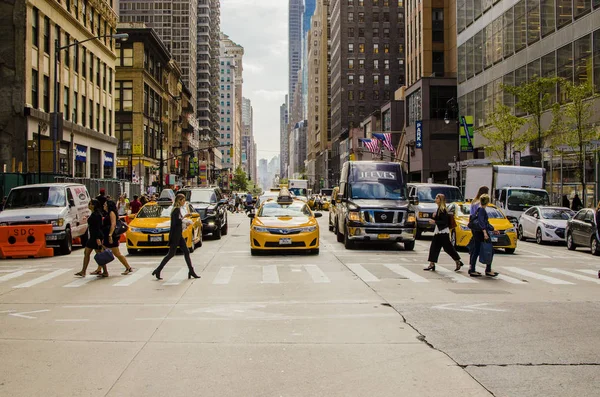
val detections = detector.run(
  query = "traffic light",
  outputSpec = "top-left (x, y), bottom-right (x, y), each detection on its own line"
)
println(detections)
top-left (189, 157), bottom-right (198, 177)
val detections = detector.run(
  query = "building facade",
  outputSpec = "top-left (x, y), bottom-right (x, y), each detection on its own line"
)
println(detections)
top-left (217, 55), bottom-right (236, 173)
top-left (279, 95), bottom-right (289, 178)
top-left (1, 0), bottom-right (119, 178)
top-left (329, 0), bottom-right (406, 181)
top-left (220, 33), bottom-right (244, 169)
top-left (241, 97), bottom-right (256, 180)
top-left (289, 0), bottom-right (304, 111)
top-left (197, 0), bottom-right (221, 137)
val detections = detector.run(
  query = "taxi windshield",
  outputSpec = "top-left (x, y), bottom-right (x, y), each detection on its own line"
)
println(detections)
top-left (136, 204), bottom-right (174, 218)
top-left (258, 202), bottom-right (311, 217)
top-left (455, 204), bottom-right (505, 219)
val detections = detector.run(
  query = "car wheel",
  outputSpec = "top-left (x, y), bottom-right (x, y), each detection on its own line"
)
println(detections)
top-left (536, 228), bottom-right (544, 245)
top-left (344, 226), bottom-right (354, 249)
top-left (591, 237), bottom-right (600, 256)
top-left (59, 228), bottom-right (73, 255)
top-left (518, 225), bottom-right (525, 241)
top-left (416, 229), bottom-right (423, 240)
top-left (336, 222), bottom-right (343, 243)
top-left (404, 240), bottom-right (415, 251)
top-left (566, 233), bottom-right (576, 250)
top-left (214, 223), bottom-right (222, 240)
top-left (221, 217), bottom-right (228, 235)
top-left (505, 248), bottom-right (516, 254)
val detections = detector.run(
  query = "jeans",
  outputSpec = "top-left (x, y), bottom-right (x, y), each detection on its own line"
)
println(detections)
top-left (469, 231), bottom-right (484, 272)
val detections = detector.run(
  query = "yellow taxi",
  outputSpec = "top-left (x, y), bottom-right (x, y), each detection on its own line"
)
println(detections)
top-left (125, 200), bottom-right (202, 254)
top-left (447, 202), bottom-right (517, 254)
top-left (249, 189), bottom-right (322, 255)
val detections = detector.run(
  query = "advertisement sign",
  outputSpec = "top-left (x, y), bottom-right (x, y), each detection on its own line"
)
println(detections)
top-left (460, 116), bottom-right (474, 152)
top-left (415, 121), bottom-right (423, 148)
top-left (75, 145), bottom-right (87, 162)
top-left (104, 152), bottom-right (114, 167)
top-left (199, 161), bottom-right (208, 186)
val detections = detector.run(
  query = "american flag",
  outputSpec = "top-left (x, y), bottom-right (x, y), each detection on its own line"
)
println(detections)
top-left (359, 138), bottom-right (381, 154)
top-left (372, 133), bottom-right (395, 152)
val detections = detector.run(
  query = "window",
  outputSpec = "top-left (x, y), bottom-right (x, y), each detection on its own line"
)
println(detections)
top-left (82, 0), bottom-right (87, 26)
top-left (594, 30), bottom-right (600, 93)
top-left (432, 51), bottom-right (444, 76)
top-left (474, 30), bottom-right (483, 74)
top-left (493, 17), bottom-right (503, 63)
top-left (359, 27), bottom-right (365, 37)
top-left (108, 68), bottom-right (112, 93)
top-left (527, 59), bottom-right (541, 80)
top-left (359, 90), bottom-right (365, 100)
top-left (503, 8), bottom-right (514, 58)
top-left (120, 48), bottom-right (133, 66)
top-left (557, 43), bottom-right (573, 102)
top-left (373, 90), bottom-right (380, 100)
top-left (527, 0), bottom-right (540, 45)
top-left (574, 34), bottom-right (591, 85)
top-left (348, 12), bottom-right (354, 22)
top-left (74, 42), bottom-right (79, 73)
top-left (64, 87), bottom-right (69, 119)
top-left (384, 59), bottom-right (390, 69)
top-left (373, 12), bottom-right (379, 22)
top-left (82, 48), bottom-right (86, 78)
top-left (96, 58), bottom-right (100, 87)
top-left (31, 69), bottom-right (39, 109)
top-left (348, 75), bottom-right (354, 85)
top-left (432, 8), bottom-right (444, 42)
top-left (74, 0), bottom-right (78, 19)
top-left (43, 16), bottom-right (50, 54)
top-left (89, 99), bottom-right (93, 128)
top-left (348, 90), bottom-right (354, 100)
top-left (541, 52), bottom-right (557, 103)
top-left (541, 0), bottom-right (555, 36)
top-left (43, 76), bottom-right (49, 111)
top-left (89, 53), bottom-right (94, 84)
top-left (384, 43), bottom-right (389, 53)
top-left (73, 92), bottom-right (78, 123)
top-left (556, 0), bottom-right (572, 28)
top-left (358, 12), bottom-right (365, 22)
top-left (103, 63), bottom-right (106, 90)
top-left (383, 28), bottom-right (390, 38)
top-left (348, 43), bottom-right (354, 53)
top-left (372, 28), bottom-right (378, 37)
top-left (348, 27), bottom-right (354, 37)
top-left (514, 0), bottom-right (527, 52)
top-left (96, 104), bottom-right (100, 132)
top-left (115, 81), bottom-right (133, 111)
top-left (32, 8), bottom-right (39, 47)
top-left (574, 0), bottom-right (591, 18)
top-left (373, 75), bottom-right (380, 84)
top-left (359, 59), bottom-right (365, 69)
top-left (359, 43), bottom-right (365, 53)
top-left (81, 95), bottom-right (86, 126)
top-left (103, 106), bottom-right (107, 134)
top-left (384, 75), bottom-right (390, 85)
top-left (359, 75), bottom-right (365, 83)
top-left (348, 59), bottom-right (354, 69)
top-left (374, 59), bottom-right (379, 69)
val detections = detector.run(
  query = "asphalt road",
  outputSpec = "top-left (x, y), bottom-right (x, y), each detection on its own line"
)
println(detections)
top-left (0, 211), bottom-right (598, 396)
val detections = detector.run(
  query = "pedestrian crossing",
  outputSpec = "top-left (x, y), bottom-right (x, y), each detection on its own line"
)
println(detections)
top-left (0, 264), bottom-right (598, 289)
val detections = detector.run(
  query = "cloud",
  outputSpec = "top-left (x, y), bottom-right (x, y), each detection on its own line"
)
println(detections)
top-left (252, 89), bottom-right (288, 102)
top-left (243, 62), bottom-right (264, 74)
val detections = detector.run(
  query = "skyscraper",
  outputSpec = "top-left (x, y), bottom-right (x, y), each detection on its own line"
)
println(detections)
top-left (289, 0), bottom-right (304, 111)
top-left (279, 96), bottom-right (289, 178)
top-left (197, 0), bottom-right (221, 134)
top-left (220, 33), bottom-right (244, 169)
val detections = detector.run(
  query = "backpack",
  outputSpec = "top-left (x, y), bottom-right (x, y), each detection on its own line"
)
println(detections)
top-left (468, 207), bottom-right (483, 231)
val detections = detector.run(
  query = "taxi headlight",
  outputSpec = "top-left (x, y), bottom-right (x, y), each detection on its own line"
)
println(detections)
top-left (348, 211), bottom-right (360, 221)
top-left (300, 226), bottom-right (317, 232)
top-left (252, 226), bottom-right (269, 233)
top-left (129, 227), bottom-right (142, 233)
top-left (506, 227), bottom-right (516, 234)
top-left (51, 218), bottom-right (65, 227)
top-left (407, 214), bottom-right (416, 223)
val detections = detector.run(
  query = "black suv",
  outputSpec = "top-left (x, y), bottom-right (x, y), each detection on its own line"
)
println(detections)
top-left (180, 187), bottom-right (228, 239)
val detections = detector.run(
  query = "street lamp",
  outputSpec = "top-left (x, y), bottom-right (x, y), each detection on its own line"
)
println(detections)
top-left (52, 33), bottom-right (128, 173)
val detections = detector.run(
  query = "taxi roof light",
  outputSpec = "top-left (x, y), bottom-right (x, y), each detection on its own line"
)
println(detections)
top-left (277, 188), bottom-right (294, 205)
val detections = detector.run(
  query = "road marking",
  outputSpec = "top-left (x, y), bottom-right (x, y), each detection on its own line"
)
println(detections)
top-left (261, 265), bottom-right (280, 284)
top-left (436, 265), bottom-right (478, 283)
top-left (432, 303), bottom-right (506, 312)
top-left (384, 264), bottom-right (429, 283)
top-left (304, 265), bottom-right (330, 283)
top-left (8, 309), bottom-right (50, 319)
top-left (0, 269), bottom-right (35, 283)
top-left (346, 263), bottom-right (379, 282)
top-left (398, 257), bottom-right (410, 262)
top-left (63, 275), bottom-right (100, 288)
top-left (13, 269), bottom-right (71, 288)
top-left (113, 267), bottom-right (152, 287)
top-left (514, 248), bottom-right (552, 258)
top-left (503, 267), bottom-right (575, 285)
top-left (544, 268), bottom-right (600, 284)
top-left (475, 267), bottom-right (527, 284)
top-left (55, 319), bottom-right (90, 322)
top-left (163, 268), bottom-right (190, 286)
top-left (213, 266), bottom-right (235, 284)
top-left (577, 269), bottom-right (600, 276)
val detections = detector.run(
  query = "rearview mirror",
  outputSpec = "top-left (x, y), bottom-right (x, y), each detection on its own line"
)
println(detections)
top-left (314, 212), bottom-right (323, 218)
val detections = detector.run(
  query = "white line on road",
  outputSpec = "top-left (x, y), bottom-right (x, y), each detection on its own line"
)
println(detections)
top-left (163, 268), bottom-right (190, 286)
top-left (113, 267), bottom-right (153, 287)
top-left (55, 319), bottom-right (90, 322)
top-left (261, 265), bottom-right (280, 284)
top-left (503, 267), bottom-right (575, 285)
top-left (0, 269), bottom-right (35, 283)
top-left (63, 275), bottom-right (101, 288)
top-left (13, 269), bottom-right (71, 288)
top-left (304, 265), bottom-right (330, 283)
top-left (513, 247), bottom-right (552, 258)
top-left (384, 264), bottom-right (429, 283)
top-left (346, 263), bottom-right (379, 282)
top-left (213, 266), bottom-right (235, 284)
top-left (544, 268), bottom-right (600, 284)
top-left (577, 269), bottom-right (600, 276)
top-left (8, 309), bottom-right (50, 319)
top-left (436, 265), bottom-right (479, 283)
top-left (475, 267), bottom-right (528, 284)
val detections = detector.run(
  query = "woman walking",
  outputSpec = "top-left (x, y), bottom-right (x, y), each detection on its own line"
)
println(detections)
top-left (152, 194), bottom-right (200, 280)
top-left (117, 195), bottom-right (128, 217)
top-left (468, 194), bottom-right (499, 277)
top-left (470, 185), bottom-right (490, 215)
top-left (423, 194), bottom-right (465, 272)
top-left (74, 200), bottom-right (104, 277)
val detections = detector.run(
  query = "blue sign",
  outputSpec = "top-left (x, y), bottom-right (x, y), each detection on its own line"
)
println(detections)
top-left (415, 120), bottom-right (423, 148)
top-left (104, 152), bottom-right (114, 167)
top-left (75, 145), bottom-right (87, 162)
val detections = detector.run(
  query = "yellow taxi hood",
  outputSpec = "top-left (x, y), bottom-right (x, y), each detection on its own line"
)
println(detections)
top-left (130, 217), bottom-right (170, 229)
top-left (254, 216), bottom-right (315, 228)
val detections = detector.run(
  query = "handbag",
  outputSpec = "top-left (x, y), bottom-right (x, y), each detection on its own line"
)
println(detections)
top-left (94, 248), bottom-right (115, 266)
top-left (448, 212), bottom-right (457, 229)
top-left (479, 241), bottom-right (494, 265)
top-left (114, 219), bottom-right (129, 236)
top-left (468, 207), bottom-right (482, 231)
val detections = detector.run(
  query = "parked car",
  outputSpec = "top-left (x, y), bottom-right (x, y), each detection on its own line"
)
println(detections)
top-left (566, 208), bottom-right (600, 255)
top-left (179, 187), bottom-right (228, 239)
top-left (518, 206), bottom-right (574, 244)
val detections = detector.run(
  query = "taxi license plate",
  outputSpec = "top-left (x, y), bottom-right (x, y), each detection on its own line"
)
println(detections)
top-left (150, 235), bottom-right (163, 242)
top-left (491, 236), bottom-right (498, 243)
top-left (378, 234), bottom-right (390, 240)
top-left (279, 238), bottom-right (292, 245)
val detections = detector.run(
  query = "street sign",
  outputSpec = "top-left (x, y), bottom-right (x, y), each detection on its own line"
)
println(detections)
top-left (415, 120), bottom-right (423, 148)
top-left (460, 116), bottom-right (474, 152)
top-left (133, 144), bottom-right (143, 155)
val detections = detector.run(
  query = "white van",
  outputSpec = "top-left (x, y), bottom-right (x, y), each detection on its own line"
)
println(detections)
top-left (0, 183), bottom-right (91, 254)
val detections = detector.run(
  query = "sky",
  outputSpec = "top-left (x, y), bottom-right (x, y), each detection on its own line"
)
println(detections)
top-left (220, 0), bottom-right (288, 163)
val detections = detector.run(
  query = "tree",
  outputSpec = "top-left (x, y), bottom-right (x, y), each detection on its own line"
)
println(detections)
top-left (550, 80), bottom-right (599, 207)
top-left (480, 103), bottom-right (527, 163)
top-left (232, 166), bottom-right (248, 191)
top-left (503, 76), bottom-right (562, 155)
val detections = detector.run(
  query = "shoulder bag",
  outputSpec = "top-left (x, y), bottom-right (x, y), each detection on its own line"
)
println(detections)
top-left (468, 207), bottom-right (482, 231)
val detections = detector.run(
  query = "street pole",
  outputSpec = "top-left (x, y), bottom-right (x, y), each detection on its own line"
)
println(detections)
top-left (53, 39), bottom-right (60, 175)
top-left (159, 125), bottom-right (164, 193)
top-left (37, 123), bottom-right (42, 183)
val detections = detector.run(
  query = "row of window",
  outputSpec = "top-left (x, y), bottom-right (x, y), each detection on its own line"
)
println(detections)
top-left (115, 122), bottom-right (162, 160)
top-left (347, 12), bottom-right (396, 23)
top-left (348, 43), bottom-right (403, 54)
top-left (347, 74), bottom-right (392, 84)
top-left (348, 26), bottom-right (397, 38)
top-left (348, 58), bottom-right (399, 69)
top-left (346, 90), bottom-right (393, 100)
top-left (347, 0), bottom-right (400, 6)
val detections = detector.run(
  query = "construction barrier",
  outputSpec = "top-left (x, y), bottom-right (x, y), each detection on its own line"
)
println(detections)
top-left (0, 225), bottom-right (54, 259)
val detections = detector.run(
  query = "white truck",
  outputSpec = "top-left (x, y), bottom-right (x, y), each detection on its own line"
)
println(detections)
top-left (288, 179), bottom-right (309, 201)
top-left (465, 165), bottom-right (550, 224)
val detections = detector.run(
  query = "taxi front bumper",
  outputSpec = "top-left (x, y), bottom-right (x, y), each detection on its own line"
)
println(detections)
top-left (346, 223), bottom-right (416, 243)
top-left (126, 231), bottom-right (191, 250)
top-left (251, 230), bottom-right (319, 250)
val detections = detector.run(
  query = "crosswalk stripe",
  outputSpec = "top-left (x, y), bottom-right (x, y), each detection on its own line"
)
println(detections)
top-left (544, 268), bottom-right (600, 284)
top-left (577, 269), bottom-right (599, 276)
top-left (0, 269), bottom-right (35, 283)
top-left (436, 265), bottom-right (478, 283)
top-left (113, 267), bottom-right (152, 287)
top-left (304, 265), bottom-right (330, 283)
top-left (163, 268), bottom-right (190, 286)
top-left (503, 267), bottom-right (575, 285)
top-left (13, 269), bottom-right (72, 288)
top-left (63, 275), bottom-right (100, 288)
top-left (346, 263), bottom-right (379, 282)
top-left (384, 264), bottom-right (429, 283)
top-left (475, 266), bottom-right (527, 284)
top-left (213, 266), bottom-right (235, 284)
top-left (261, 265), bottom-right (280, 284)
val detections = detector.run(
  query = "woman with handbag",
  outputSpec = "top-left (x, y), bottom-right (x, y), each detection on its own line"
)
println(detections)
top-left (423, 194), bottom-right (465, 272)
top-left (74, 199), bottom-right (104, 277)
top-left (89, 200), bottom-right (133, 277)
top-left (468, 194), bottom-right (499, 277)
top-left (152, 194), bottom-right (200, 280)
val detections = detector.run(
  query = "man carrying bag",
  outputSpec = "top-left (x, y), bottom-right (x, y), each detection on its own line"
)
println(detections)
top-left (467, 194), bottom-right (499, 277)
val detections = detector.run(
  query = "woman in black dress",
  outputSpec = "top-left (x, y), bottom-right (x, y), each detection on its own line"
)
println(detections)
top-left (89, 200), bottom-right (133, 277)
top-left (74, 199), bottom-right (104, 277)
top-left (152, 194), bottom-right (200, 280)
top-left (423, 194), bottom-right (464, 272)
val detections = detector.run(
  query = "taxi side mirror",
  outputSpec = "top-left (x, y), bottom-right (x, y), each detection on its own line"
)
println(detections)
top-left (314, 212), bottom-right (323, 218)
top-left (248, 213), bottom-right (255, 218)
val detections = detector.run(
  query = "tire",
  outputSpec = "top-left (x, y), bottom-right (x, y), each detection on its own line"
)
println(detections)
top-left (591, 237), bottom-right (600, 256)
top-left (343, 226), bottom-right (354, 249)
top-left (536, 228), bottom-right (544, 245)
top-left (416, 229), bottom-right (423, 240)
top-left (336, 222), bottom-right (343, 243)
top-left (311, 248), bottom-right (320, 255)
top-left (213, 223), bottom-right (222, 240)
top-left (404, 240), bottom-right (415, 251)
top-left (566, 233), bottom-right (576, 250)
top-left (221, 217), bottom-right (228, 235)
top-left (518, 225), bottom-right (525, 241)
top-left (59, 228), bottom-right (73, 255)
top-left (504, 248), bottom-right (516, 254)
